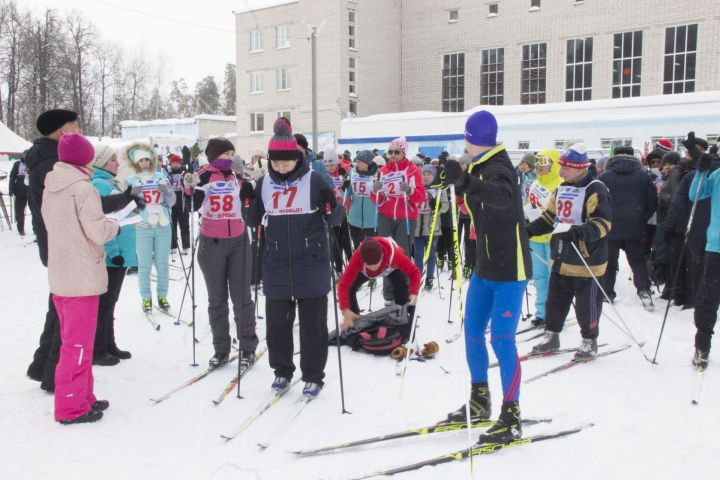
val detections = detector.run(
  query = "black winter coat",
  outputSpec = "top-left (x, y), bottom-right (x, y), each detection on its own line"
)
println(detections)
top-left (599, 155), bottom-right (657, 240)
top-left (9, 160), bottom-right (28, 197)
top-left (664, 159), bottom-right (720, 240)
top-left (24, 137), bottom-right (59, 266)
top-left (244, 160), bottom-right (344, 300)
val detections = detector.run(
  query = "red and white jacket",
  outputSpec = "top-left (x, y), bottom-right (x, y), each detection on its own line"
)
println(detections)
top-left (370, 158), bottom-right (425, 221)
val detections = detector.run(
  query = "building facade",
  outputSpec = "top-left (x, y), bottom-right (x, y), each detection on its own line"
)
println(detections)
top-left (235, 0), bottom-right (720, 155)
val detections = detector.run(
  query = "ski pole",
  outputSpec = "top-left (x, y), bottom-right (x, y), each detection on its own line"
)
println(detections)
top-left (254, 226), bottom-right (262, 319)
top-left (236, 225), bottom-right (250, 399)
top-left (189, 186), bottom-right (198, 367)
top-left (447, 185), bottom-right (465, 337)
top-left (652, 170), bottom-right (706, 364)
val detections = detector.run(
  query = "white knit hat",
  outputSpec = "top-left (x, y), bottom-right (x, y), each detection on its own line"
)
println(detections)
top-left (93, 144), bottom-right (116, 168)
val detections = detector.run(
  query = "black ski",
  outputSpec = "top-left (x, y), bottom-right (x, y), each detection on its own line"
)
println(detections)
top-left (489, 343), bottom-right (608, 368)
top-left (150, 353), bottom-right (240, 404)
top-left (524, 345), bottom-right (631, 384)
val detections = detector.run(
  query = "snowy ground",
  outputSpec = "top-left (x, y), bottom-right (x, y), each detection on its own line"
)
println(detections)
top-left (1, 208), bottom-right (718, 480)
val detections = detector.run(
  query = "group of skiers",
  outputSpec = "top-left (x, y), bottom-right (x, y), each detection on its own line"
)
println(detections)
top-left (16, 106), bottom-right (720, 445)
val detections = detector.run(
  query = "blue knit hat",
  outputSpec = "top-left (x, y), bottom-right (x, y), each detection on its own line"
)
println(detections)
top-left (464, 110), bottom-right (497, 147)
top-left (558, 143), bottom-right (589, 169)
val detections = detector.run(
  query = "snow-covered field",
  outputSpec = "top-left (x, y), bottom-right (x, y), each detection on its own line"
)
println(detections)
top-left (1, 208), bottom-right (718, 480)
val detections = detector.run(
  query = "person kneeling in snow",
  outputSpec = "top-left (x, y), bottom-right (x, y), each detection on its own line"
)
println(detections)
top-left (337, 236), bottom-right (421, 342)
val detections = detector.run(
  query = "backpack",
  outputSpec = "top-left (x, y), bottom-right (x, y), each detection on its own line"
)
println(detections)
top-left (329, 304), bottom-right (409, 356)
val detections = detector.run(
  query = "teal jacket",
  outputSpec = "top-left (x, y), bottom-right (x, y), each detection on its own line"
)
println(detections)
top-left (347, 168), bottom-right (377, 229)
top-left (690, 168), bottom-right (720, 253)
top-left (92, 167), bottom-right (138, 267)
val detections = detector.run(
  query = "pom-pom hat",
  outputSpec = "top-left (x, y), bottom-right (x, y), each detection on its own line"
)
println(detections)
top-left (558, 143), bottom-right (589, 169)
top-left (268, 117), bottom-right (301, 161)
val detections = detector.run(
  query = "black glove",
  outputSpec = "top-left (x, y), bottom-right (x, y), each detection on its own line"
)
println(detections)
top-left (100, 187), bottom-right (134, 214)
top-left (443, 160), bottom-right (469, 191)
top-left (555, 226), bottom-right (580, 243)
top-left (428, 197), bottom-right (437, 210)
top-left (342, 179), bottom-right (351, 191)
top-left (240, 181), bottom-right (255, 203)
top-left (683, 131), bottom-right (696, 152)
top-left (698, 153), bottom-right (713, 172)
top-left (338, 166), bottom-right (347, 177)
top-left (110, 255), bottom-right (124, 267)
top-left (319, 188), bottom-right (337, 210)
top-left (526, 227), bottom-right (534, 239)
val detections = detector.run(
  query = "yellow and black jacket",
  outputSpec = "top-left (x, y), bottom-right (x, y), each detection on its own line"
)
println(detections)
top-left (527, 172), bottom-right (612, 277)
top-left (459, 146), bottom-right (532, 282)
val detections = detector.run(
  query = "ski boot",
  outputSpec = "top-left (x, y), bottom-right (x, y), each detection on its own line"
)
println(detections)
top-left (171, 248), bottom-right (178, 256)
top-left (240, 351), bottom-right (257, 369)
top-left (437, 258), bottom-right (445, 271)
top-left (126, 267), bottom-right (138, 276)
top-left (209, 352), bottom-right (229, 369)
top-left (157, 295), bottom-right (170, 312)
top-left (424, 278), bottom-right (434, 291)
top-left (692, 349), bottom-right (709, 370)
top-left (142, 298), bottom-right (152, 314)
top-left (638, 290), bottom-right (654, 312)
top-left (530, 316), bottom-right (545, 328)
top-left (477, 401), bottom-right (522, 445)
top-left (58, 409), bottom-right (103, 425)
top-left (302, 382), bottom-right (322, 399)
top-left (574, 338), bottom-right (598, 360)
top-left (463, 266), bottom-right (472, 279)
top-left (93, 352), bottom-right (120, 366)
top-left (445, 383), bottom-right (491, 424)
top-left (532, 331), bottom-right (559, 354)
top-left (271, 376), bottom-right (290, 394)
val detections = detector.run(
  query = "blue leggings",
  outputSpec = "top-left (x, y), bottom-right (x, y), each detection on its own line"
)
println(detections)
top-left (464, 274), bottom-right (527, 402)
top-left (136, 225), bottom-right (171, 299)
top-left (530, 240), bottom-right (551, 319)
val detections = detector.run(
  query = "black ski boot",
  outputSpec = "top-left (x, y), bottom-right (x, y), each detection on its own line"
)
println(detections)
top-left (240, 351), bottom-right (257, 369)
top-left (93, 352), bottom-right (120, 366)
top-left (424, 278), bottom-right (434, 291)
top-left (58, 409), bottom-right (104, 425)
top-left (693, 349), bottom-right (709, 370)
top-left (209, 352), bottom-right (229, 369)
top-left (445, 383), bottom-right (491, 423)
top-left (477, 401), bottom-right (522, 445)
top-left (530, 316), bottom-right (545, 328)
top-left (532, 331), bottom-right (560, 354)
top-left (574, 338), bottom-right (598, 360)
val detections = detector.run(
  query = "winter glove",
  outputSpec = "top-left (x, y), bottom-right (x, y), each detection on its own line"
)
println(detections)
top-left (319, 187), bottom-right (337, 210)
top-left (240, 181), bottom-right (255, 203)
top-left (101, 187), bottom-right (133, 214)
top-left (682, 131), bottom-right (696, 152)
top-left (338, 166), bottom-right (347, 177)
top-left (110, 255), bottom-right (125, 267)
top-left (698, 153), bottom-right (714, 172)
top-left (428, 197), bottom-right (437, 210)
top-left (183, 172), bottom-right (201, 188)
top-left (442, 159), bottom-right (469, 191)
top-left (372, 180), bottom-right (384, 193)
top-left (342, 179), bottom-right (351, 191)
top-left (399, 182), bottom-right (412, 195)
top-left (555, 226), bottom-right (580, 243)
top-left (158, 179), bottom-right (173, 197)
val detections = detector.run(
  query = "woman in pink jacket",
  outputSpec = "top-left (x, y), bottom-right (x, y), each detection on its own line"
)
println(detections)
top-left (42, 133), bottom-right (120, 424)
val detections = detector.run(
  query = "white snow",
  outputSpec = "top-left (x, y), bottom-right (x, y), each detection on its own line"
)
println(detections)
top-left (0, 121), bottom-right (32, 154)
top-left (0, 216), bottom-right (718, 479)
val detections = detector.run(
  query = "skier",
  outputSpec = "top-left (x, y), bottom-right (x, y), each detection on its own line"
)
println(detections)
top-left (324, 148), bottom-right (353, 275)
top-left (527, 143), bottom-right (612, 360)
top-left (91, 144), bottom-right (137, 365)
top-left (517, 152), bottom-right (537, 203)
top-left (371, 137), bottom-right (425, 303)
top-left (183, 138), bottom-right (260, 368)
top-left (8, 152), bottom-right (29, 236)
top-left (168, 154), bottom-right (190, 255)
top-left (42, 133), bottom-right (120, 424)
top-left (413, 164), bottom-right (449, 290)
top-left (688, 147), bottom-right (720, 369)
top-left (524, 148), bottom-right (563, 328)
top-left (442, 110), bottom-right (532, 445)
top-left (242, 117), bottom-right (343, 399)
top-left (345, 150), bottom-right (378, 248)
top-left (338, 236), bottom-right (421, 342)
top-left (124, 142), bottom-right (176, 314)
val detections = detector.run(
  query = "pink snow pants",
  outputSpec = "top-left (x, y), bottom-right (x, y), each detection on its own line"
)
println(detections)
top-left (52, 294), bottom-right (100, 422)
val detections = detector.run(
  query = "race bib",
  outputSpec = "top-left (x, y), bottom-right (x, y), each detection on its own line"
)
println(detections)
top-left (170, 173), bottom-right (183, 191)
top-left (351, 171), bottom-right (373, 198)
top-left (200, 180), bottom-right (242, 220)
top-left (381, 171), bottom-right (406, 198)
top-left (331, 175), bottom-right (344, 202)
top-left (140, 178), bottom-right (163, 214)
top-left (418, 190), bottom-right (432, 214)
top-left (555, 180), bottom-right (602, 225)
top-left (262, 172), bottom-right (315, 216)
top-left (525, 182), bottom-right (552, 221)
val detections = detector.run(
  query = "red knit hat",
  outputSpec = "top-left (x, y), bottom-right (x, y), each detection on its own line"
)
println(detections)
top-left (267, 117), bottom-right (302, 161)
top-left (359, 237), bottom-right (383, 265)
top-left (169, 154), bottom-right (182, 164)
top-left (58, 133), bottom-right (95, 167)
top-left (655, 138), bottom-right (673, 152)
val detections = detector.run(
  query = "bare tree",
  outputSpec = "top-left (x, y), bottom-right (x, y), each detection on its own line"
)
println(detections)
top-left (65, 10), bottom-right (96, 131)
top-left (93, 40), bottom-right (119, 138)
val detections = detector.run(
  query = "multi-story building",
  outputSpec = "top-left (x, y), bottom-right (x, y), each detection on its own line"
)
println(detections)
top-left (235, 0), bottom-right (720, 155)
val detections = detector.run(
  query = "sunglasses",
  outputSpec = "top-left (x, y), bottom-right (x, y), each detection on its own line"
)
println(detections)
top-left (388, 149), bottom-right (403, 155)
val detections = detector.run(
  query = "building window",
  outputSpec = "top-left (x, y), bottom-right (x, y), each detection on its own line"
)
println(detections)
top-left (612, 31), bottom-right (642, 98)
top-left (518, 141), bottom-right (530, 150)
top-left (275, 24), bottom-right (290, 48)
top-left (348, 9), bottom-right (356, 50)
top-left (481, 47), bottom-right (504, 105)
top-left (600, 138), bottom-right (633, 150)
top-left (349, 100), bottom-right (357, 116)
top-left (250, 113), bottom-right (264, 133)
top-left (249, 71), bottom-right (263, 93)
top-left (531, 0), bottom-right (541, 8)
top-left (276, 67), bottom-right (290, 90)
top-left (349, 56), bottom-right (356, 96)
top-left (521, 43), bottom-right (546, 104)
top-left (249, 29), bottom-right (263, 52)
top-left (555, 139), bottom-right (584, 150)
top-left (277, 111), bottom-right (291, 123)
top-left (488, 3), bottom-right (498, 16)
top-left (349, 57), bottom-right (355, 69)
top-left (442, 53), bottom-right (465, 112)
top-left (566, 37), bottom-right (593, 102)
top-left (349, 84), bottom-right (356, 94)
top-left (449, 9), bottom-right (459, 22)
top-left (663, 24), bottom-right (697, 94)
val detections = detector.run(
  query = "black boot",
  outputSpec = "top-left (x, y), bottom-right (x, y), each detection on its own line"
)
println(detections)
top-left (477, 401), bottom-right (522, 445)
top-left (93, 352), bottom-right (120, 366)
top-left (107, 318), bottom-right (132, 359)
top-left (91, 400), bottom-right (110, 411)
top-left (58, 409), bottom-right (103, 425)
top-left (445, 383), bottom-right (491, 423)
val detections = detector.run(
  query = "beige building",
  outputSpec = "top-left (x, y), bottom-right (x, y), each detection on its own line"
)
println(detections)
top-left (235, 0), bottom-right (720, 155)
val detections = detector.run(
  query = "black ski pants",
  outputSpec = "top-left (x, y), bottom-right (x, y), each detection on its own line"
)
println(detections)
top-left (170, 199), bottom-right (190, 250)
top-left (666, 232), bottom-right (688, 305)
top-left (694, 252), bottom-right (720, 353)
top-left (251, 227), bottom-right (264, 285)
top-left (349, 225), bottom-right (376, 252)
top-left (27, 293), bottom-right (61, 390)
top-left (437, 226), bottom-right (456, 266)
top-left (95, 266), bottom-right (127, 356)
top-left (604, 239), bottom-right (651, 296)
top-left (331, 219), bottom-right (353, 273)
top-left (545, 272), bottom-right (603, 340)
top-left (686, 237), bottom-right (706, 308)
top-left (13, 194), bottom-right (27, 234)
top-left (266, 296), bottom-right (328, 385)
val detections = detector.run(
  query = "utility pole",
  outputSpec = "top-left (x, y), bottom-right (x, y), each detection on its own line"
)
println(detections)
top-left (311, 26), bottom-right (318, 152)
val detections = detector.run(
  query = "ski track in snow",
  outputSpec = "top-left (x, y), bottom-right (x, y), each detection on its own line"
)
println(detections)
top-left (0, 220), bottom-right (718, 480)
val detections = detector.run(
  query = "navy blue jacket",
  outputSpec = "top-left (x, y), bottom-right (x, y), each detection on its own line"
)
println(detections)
top-left (244, 160), bottom-right (344, 300)
top-left (666, 158), bottom-right (720, 241)
top-left (599, 155), bottom-right (657, 241)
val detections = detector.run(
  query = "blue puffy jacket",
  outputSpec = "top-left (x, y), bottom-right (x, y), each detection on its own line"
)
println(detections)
top-left (347, 168), bottom-right (377, 229)
top-left (92, 167), bottom-right (138, 267)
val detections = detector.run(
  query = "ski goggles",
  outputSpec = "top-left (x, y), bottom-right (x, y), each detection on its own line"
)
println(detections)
top-left (534, 154), bottom-right (553, 168)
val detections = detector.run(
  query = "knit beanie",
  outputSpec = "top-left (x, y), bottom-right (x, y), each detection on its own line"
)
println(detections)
top-left (614, 145), bottom-right (635, 156)
top-left (232, 155), bottom-right (245, 171)
top-left (36, 109), bottom-right (78, 136)
top-left (655, 138), bottom-right (673, 153)
top-left (661, 151), bottom-right (681, 166)
top-left (93, 144), bottom-right (116, 169)
top-left (411, 155), bottom-right (423, 165)
top-left (464, 110), bottom-right (498, 147)
top-left (251, 149), bottom-right (267, 159)
top-left (388, 136), bottom-right (408, 154)
top-left (126, 143), bottom-right (156, 165)
top-left (421, 164), bottom-right (437, 176)
top-left (355, 150), bottom-right (374, 165)
top-left (268, 117), bottom-right (301, 161)
top-left (596, 156), bottom-right (609, 169)
top-left (58, 133), bottom-right (95, 167)
top-left (373, 155), bottom-right (386, 167)
top-left (359, 237), bottom-right (383, 265)
top-left (294, 133), bottom-right (309, 150)
top-left (205, 138), bottom-right (235, 163)
top-left (558, 143), bottom-right (589, 169)
top-left (324, 148), bottom-right (339, 165)
top-left (169, 154), bottom-right (183, 164)
top-left (520, 152), bottom-right (536, 169)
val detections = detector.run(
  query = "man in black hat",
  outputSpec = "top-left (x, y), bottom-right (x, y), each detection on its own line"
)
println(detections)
top-left (25, 108), bottom-right (79, 392)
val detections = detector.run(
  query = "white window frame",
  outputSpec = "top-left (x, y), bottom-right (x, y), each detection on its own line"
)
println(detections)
top-left (348, 9), bottom-right (357, 51)
top-left (481, 47), bottom-right (504, 105)
top-left (566, 37), bottom-right (593, 102)
top-left (249, 29), bottom-right (263, 52)
top-left (612, 30), bottom-right (642, 98)
top-left (275, 24), bottom-right (290, 49)
top-left (663, 24), bottom-right (698, 95)
top-left (521, 43), bottom-right (547, 104)
top-left (250, 113), bottom-right (265, 133)
top-left (249, 71), bottom-right (263, 94)
top-left (276, 67), bottom-right (290, 91)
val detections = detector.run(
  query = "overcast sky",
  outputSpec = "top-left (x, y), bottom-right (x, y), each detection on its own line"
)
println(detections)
top-left (17, 0), bottom-right (271, 88)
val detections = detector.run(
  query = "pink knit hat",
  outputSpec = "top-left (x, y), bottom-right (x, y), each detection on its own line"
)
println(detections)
top-left (58, 133), bottom-right (95, 167)
top-left (267, 117), bottom-right (301, 161)
top-left (389, 136), bottom-right (408, 154)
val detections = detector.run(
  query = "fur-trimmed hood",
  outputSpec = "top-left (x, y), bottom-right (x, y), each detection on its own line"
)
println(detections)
top-left (123, 141), bottom-right (158, 173)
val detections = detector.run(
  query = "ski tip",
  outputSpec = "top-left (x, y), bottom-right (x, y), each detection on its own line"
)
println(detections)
top-left (257, 443), bottom-right (268, 450)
